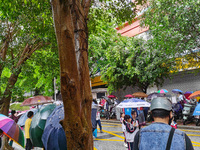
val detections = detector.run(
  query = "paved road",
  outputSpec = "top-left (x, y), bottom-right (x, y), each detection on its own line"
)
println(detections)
top-left (12, 121), bottom-right (200, 150)
top-left (94, 122), bottom-right (200, 150)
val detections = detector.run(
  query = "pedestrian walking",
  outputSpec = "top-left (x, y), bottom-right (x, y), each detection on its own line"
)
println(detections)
top-left (9, 110), bottom-right (19, 123)
top-left (136, 107), bottom-right (146, 126)
top-left (25, 111), bottom-right (34, 150)
top-left (124, 115), bottom-right (139, 150)
top-left (104, 99), bottom-right (110, 120)
top-left (9, 110), bottom-right (19, 146)
top-left (120, 112), bottom-right (127, 147)
top-left (96, 109), bottom-right (103, 133)
top-left (133, 97), bottom-right (194, 150)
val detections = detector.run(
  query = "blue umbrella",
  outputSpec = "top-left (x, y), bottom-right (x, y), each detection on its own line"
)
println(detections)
top-left (42, 105), bottom-right (67, 150)
top-left (193, 104), bottom-right (200, 116)
top-left (17, 109), bottom-right (38, 127)
top-left (172, 89), bottom-right (183, 94)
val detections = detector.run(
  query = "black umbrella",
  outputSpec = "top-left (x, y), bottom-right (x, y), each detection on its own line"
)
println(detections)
top-left (102, 96), bottom-right (109, 100)
top-left (147, 92), bottom-right (163, 100)
top-left (102, 96), bottom-right (112, 105)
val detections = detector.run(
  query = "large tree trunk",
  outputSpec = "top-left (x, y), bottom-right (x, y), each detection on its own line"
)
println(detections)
top-left (0, 69), bottom-right (21, 115)
top-left (51, 0), bottom-right (93, 149)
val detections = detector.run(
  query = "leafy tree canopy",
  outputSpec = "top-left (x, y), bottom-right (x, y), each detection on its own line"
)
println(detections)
top-left (141, 0), bottom-right (200, 63)
top-left (0, 0), bottom-right (57, 101)
top-left (88, 12), bottom-right (174, 93)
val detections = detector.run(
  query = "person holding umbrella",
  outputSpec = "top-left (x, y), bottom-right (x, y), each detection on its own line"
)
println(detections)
top-left (25, 111), bottom-right (34, 150)
top-left (104, 99), bottom-right (110, 120)
top-left (9, 110), bottom-right (19, 147)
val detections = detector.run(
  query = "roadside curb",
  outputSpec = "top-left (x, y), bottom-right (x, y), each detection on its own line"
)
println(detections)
top-left (101, 120), bottom-right (200, 130)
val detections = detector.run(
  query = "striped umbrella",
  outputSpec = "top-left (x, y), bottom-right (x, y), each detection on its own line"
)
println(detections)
top-left (158, 89), bottom-right (168, 93)
top-left (0, 114), bottom-right (25, 148)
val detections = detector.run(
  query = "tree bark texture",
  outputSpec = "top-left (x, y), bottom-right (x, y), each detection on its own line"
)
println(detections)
top-left (0, 68), bottom-right (21, 115)
top-left (51, 0), bottom-right (93, 149)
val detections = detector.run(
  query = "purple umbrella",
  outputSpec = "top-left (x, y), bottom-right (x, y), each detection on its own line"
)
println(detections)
top-left (172, 89), bottom-right (183, 94)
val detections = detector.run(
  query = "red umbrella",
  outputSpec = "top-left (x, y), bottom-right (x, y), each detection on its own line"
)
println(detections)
top-left (124, 94), bottom-right (134, 98)
top-left (184, 91), bottom-right (193, 100)
top-left (108, 95), bottom-right (116, 98)
top-left (21, 96), bottom-right (54, 106)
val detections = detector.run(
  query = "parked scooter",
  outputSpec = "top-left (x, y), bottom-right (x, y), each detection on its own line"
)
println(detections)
top-left (182, 103), bottom-right (196, 125)
top-left (172, 102), bottom-right (183, 122)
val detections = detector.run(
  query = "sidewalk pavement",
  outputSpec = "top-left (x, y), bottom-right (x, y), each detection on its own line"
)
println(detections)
top-left (101, 119), bottom-right (200, 130)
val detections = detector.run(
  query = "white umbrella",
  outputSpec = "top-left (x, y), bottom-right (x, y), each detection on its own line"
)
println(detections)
top-left (116, 98), bottom-right (150, 108)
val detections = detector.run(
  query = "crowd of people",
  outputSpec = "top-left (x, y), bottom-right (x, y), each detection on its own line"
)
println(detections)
top-left (119, 97), bottom-right (194, 150)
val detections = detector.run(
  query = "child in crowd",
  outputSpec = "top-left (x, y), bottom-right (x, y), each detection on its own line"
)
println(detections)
top-left (124, 115), bottom-right (139, 150)
top-left (131, 110), bottom-right (140, 129)
top-left (120, 112), bottom-right (127, 147)
top-left (25, 111), bottom-right (34, 150)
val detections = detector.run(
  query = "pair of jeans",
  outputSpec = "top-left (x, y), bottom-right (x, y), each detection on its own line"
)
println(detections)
top-left (96, 120), bottom-right (102, 131)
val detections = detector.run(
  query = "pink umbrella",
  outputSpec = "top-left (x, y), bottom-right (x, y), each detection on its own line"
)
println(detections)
top-left (158, 89), bottom-right (168, 93)
top-left (124, 94), bottom-right (134, 98)
top-left (108, 95), bottom-right (116, 98)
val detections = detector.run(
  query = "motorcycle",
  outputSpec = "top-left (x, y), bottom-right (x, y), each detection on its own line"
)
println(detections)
top-left (182, 103), bottom-right (196, 125)
top-left (172, 102), bottom-right (183, 122)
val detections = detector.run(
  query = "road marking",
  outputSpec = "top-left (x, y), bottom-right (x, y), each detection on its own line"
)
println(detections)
top-left (187, 134), bottom-right (200, 136)
top-left (95, 138), bottom-right (124, 142)
top-left (102, 122), bottom-right (121, 126)
top-left (192, 141), bottom-right (200, 144)
top-left (102, 129), bottom-right (125, 139)
top-left (110, 131), bottom-right (123, 133)
top-left (102, 126), bottom-right (119, 127)
top-left (98, 127), bottom-right (200, 148)
top-left (181, 129), bottom-right (200, 133)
